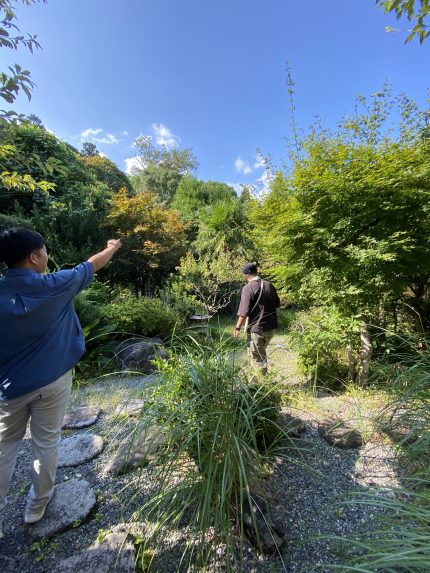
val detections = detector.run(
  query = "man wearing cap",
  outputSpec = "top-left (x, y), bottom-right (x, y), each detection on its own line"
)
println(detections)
top-left (234, 262), bottom-right (280, 375)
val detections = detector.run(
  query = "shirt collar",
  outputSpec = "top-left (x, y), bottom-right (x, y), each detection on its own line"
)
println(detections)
top-left (250, 275), bottom-right (261, 282)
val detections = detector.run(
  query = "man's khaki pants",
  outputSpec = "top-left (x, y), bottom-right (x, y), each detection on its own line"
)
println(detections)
top-left (0, 370), bottom-right (72, 516)
top-left (247, 330), bottom-right (275, 375)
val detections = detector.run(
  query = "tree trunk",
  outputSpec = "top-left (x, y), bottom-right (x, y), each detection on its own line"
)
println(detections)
top-left (358, 319), bottom-right (372, 385)
top-left (346, 341), bottom-right (356, 382)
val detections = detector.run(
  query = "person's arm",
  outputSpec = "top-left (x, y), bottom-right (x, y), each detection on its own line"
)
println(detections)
top-left (234, 286), bottom-right (251, 337)
top-left (88, 239), bottom-right (122, 272)
top-left (233, 315), bottom-right (246, 338)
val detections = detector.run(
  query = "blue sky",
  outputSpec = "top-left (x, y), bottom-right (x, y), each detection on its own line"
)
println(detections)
top-left (4, 0), bottom-right (430, 193)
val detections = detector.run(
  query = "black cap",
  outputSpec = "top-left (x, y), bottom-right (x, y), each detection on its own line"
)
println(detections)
top-left (242, 262), bottom-right (258, 275)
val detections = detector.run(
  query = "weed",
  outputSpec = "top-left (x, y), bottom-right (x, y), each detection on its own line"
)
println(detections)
top-left (30, 539), bottom-right (58, 562)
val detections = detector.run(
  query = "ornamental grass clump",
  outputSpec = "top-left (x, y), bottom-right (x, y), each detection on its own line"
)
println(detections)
top-left (127, 335), bottom-right (285, 571)
top-left (326, 343), bottom-right (430, 573)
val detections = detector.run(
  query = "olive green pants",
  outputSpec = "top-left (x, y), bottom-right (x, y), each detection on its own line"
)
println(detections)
top-left (247, 330), bottom-right (275, 375)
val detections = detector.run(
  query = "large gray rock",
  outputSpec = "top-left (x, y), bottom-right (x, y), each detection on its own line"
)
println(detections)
top-left (58, 433), bottom-right (104, 467)
top-left (104, 425), bottom-right (167, 476)
top-left (62, 406), bottom-right (101, 429)
top-left (115, 338), bottom-right (168, 373)
top-left (26, 479), bottom-right (96, 541)
top-left (318, 419), bottom-right (364, 449)
top-left (242, 493), bottom-right (286, 555)
top-left (52, 532), bottom-right (135, 573)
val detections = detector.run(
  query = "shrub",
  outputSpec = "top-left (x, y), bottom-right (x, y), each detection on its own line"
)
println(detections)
top-left (75, 281), bottom-right (113, 330)
top-left (288, 306), bottom-right (359, 389)
top-left (126, 336), bottom-right (285, 571)
top-left (158, 278), bottom-right (206, 321)
top-left (0, 213), bottom-right (34, 232)
top-left (101, 295), bottom-right (181, 339)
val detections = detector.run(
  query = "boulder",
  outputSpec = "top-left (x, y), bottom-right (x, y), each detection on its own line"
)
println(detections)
top-left (104, 425), bottom-right (167, 476)
top-left (26, 479), bottom-right (96, 541)
top-left (58, 433), bottom-right (104, 467)
top-left (115, 338), bottom-right (168, 373)
top-left (62, 406), bottom-right (101, 429)
top-left (318, 419), bottom-right (364, 449)
top-left (52, 532), bottom-right (135, 573)
top-left (242, 493), bottom-right (286, 555)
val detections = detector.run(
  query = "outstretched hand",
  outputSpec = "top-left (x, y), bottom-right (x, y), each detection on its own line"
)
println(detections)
top-left (107, 239), bottom-right (122, 251)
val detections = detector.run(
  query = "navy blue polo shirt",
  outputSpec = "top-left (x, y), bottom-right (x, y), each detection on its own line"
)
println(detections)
top-left (0, 262), bottom-right (94, 400)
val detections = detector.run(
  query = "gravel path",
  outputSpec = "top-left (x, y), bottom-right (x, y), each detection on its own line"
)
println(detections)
top-left (0, 356), bottom-right (402, 572)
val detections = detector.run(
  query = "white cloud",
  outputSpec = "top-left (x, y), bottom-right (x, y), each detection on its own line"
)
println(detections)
top-left (121, 130), bottom-right (128, 137)
top-left (80, 128), bottom-right (118, 145)
top-left (226, 181), bottom-right (245, 196)
top-left (152, 123), bottom-right (180, 147)
top-left (256, 170), bottom-right (273, 195)
top-left (98, 133), bottom-right (119, 144)
top-left (124, 156), bottom-right (143, 175)
top-left (81, 127), bottom-right (102, 138)
top-left (234, 156), bottom-right (253, 175)
top-left (254, 154), bottom-right (265, 170)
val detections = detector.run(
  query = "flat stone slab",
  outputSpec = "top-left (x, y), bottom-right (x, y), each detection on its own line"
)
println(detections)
top-left (52, 532), bottom-right (135, 573)
top-left (26, 479), bottom-right (96, 541)
top-left (104, 425), bottom-right (167, 476)
top-left (114, 399), bottom-right (145, 417)
top-left (62, 406), bottom-right (101, 429)
top-left (318, 419), bottom-right (364, 449)
top-left (58, 433), bottom-right (104, 467)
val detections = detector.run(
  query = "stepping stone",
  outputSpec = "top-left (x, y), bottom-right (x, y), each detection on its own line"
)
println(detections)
top-left (63, 406), bottom-right (101, 429)
top-left (114, 399), bottom-right (145, 417)
top-left (58, 433), bottom-right (104, 467)
top-left (26, 479), bottom-right (96, 541)
top-left (52, 532), bottom-right (135, 573)
top-left (318, 419), bottom-right (364, 449)
top-left (104, 425), bottom-right (167, 476)
top-left (284, 413), bottom-right (306, 438)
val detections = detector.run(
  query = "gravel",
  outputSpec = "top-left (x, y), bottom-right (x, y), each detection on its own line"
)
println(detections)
top-left (0, 370), bottom-right (403, 573)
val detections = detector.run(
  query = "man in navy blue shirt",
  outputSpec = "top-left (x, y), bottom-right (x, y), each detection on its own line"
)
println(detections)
top-left (0, 228), bottom-right (121, 536)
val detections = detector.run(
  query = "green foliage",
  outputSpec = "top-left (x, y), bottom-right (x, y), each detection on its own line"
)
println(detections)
top-left (177, 242), bottom-right (245, 314)
top-left (158, 276), bottom-right (206, 320)
top-left (288, 306), bottom-right (360, 388)
top-left (101, 293), bottom-right (181, 339)
top-left (252, 89), bottom-right (430, 383)
top-left (80, 153), bottom-right (132, 194)
top-left (172, 175), bottom-right (237, 224)
top-left (30, 538), bottom-right (58, 562)
top-left (377, 0), bottom-right (430, 43)
top-left (0, 0), bottom-right (46, 119)
top-left (0, 122), bottom-right (114, 265)
top-left (131, 135), bottom-right (198, 204)
top-left (129, 337), bottom-right (283, 571)
top-left (73, 282), bottom-right (117, 381)
top-left (74, 281), bottom-right (112, 327)
top-left (254, 90), bottom-right (430, 318)
top-left (105, 188), bottom-right (188, 292)
top-left (330, 342), bottom-right (430, 572)
top-left (0, 210), bottom-right (33, 231)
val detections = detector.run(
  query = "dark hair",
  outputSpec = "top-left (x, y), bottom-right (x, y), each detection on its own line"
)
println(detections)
top-left (0, 228), bottom-right (46, 268)
top-left (242, 262), bottom-right (258, 275)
